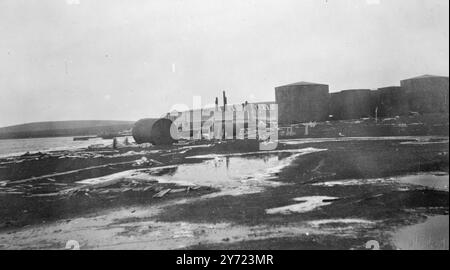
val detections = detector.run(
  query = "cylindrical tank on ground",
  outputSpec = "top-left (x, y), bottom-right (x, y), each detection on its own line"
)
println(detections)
top-left (375, 86), bottom-right (409, 117)
top-left (275, 81), bottom-right (329, 125)
top-left (330, 89), bottom-right (372, 120)
top-left (369, 90), bottom-right (380, 117)
top-left (132, 118), bottom-right (177, 145)
top-left (400, 75), bottom-right (449, 113)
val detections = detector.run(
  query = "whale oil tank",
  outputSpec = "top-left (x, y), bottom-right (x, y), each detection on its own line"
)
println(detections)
top-left (275, 81), bottom-right (329, 125)
top-left (400, 75), bottom-right (449, 113)
top-left (132, 118), bottom-right (176, 145)
top-left (330, 89), bottom-right (372, 120)
top-left (375, 86), bottom-right (409, 117)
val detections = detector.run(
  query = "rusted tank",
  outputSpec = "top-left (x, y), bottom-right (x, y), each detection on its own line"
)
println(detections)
top-left (132, 118), bottom-right (176, 145)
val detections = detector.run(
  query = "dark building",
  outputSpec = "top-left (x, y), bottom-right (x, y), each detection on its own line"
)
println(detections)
top-left (275, 81), bottom-right (329, 125)
top-left (400, 75), bottom-right (449, 114)
top-left (330, 89), bottom-right (372, 120)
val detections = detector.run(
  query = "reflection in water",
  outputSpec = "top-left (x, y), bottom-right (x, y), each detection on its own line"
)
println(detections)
top-left (144, 152), bottom-right (311, 197)
top-left (151, 155), bottom-right (275, 183)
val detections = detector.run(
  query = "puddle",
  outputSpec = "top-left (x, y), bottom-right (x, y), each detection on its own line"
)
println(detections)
top-left (266, 196), bottom-right (338, 215)
top-left (145, 156), bottom-right (289, 197)
top-left (312, 173), bottom-right (449, 192)
top-left (399, 137), bottom-right (449, 145)
top-left (391, 215), bottom-right (449, 250)
top-left (280, 136), bottom-right (449, 145)
top-left (312, 178), bottom-right (387, 187)
top-left (395, 174), bottom-right (449, 192)
top-left (179, 144), bottom-right (213, 150)
top-left (77, 148), bottom-right (326, 198)
top-left (3, 148), bottom-right (325, 197)
top-left (185, 147), bottom-right (326, 159)
top-left (108, 150), bottom-right (162, 158)
top-left (308, 219), bottom-right (375, 227)
top-left (400, 141), bottom-right (449, 145)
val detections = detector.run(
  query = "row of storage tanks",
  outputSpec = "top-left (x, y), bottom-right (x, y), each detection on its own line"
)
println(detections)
top-left (133, 74), bottom-right (448, 144)
top-left (275, 75), bottom-right (449, 125)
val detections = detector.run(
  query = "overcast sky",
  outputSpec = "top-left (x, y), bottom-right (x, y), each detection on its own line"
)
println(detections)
top-left (0, 0), bottom-right (448, 127)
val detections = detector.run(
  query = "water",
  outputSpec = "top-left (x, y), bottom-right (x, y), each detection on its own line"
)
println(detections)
top-left (265, 196), bottom-right (339, 215)
top-left (392, 215), bottom-right (449, 250)
top-left (77, 148), bottom-right (326, 198)
top-left (312, 173), bottom-right (449, 192)
top-left (0, 136), bottom-right (120, 158)
top-left (396, 174), bottom-right (449, 191)
top-left (280, 136), bottom-right (449, 145)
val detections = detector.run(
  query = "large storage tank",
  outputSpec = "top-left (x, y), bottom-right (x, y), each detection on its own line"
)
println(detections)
top-left (330, 89), bottom-right (372, 120)
top-left (374, 86), bottom-right (409, 117)
top-left (132, 118), bottom-right (177, 145)
top-left (400, 75), bottom-right (449, 113)
top-left (369, 90), bottom-right (381, 117)
top-left (275, 81), bottom-right (329, 125)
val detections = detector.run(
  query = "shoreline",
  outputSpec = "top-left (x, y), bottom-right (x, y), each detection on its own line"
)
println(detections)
top-left (0, 136), bottom-right (448, 249)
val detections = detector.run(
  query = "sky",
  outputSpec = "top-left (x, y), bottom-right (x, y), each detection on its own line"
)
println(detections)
top-left (0, 0), bottom-right (448, 127)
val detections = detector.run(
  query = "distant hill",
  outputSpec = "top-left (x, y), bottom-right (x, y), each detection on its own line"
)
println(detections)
top-left (0, 120), bottom-right (135, 139)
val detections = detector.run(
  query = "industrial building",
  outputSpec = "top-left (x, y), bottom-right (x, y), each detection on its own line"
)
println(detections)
top-left (400, 75), bottom-right (449, 114)
top-left (330, 89), bottom-right (372, 120)
top-left (275, 81), bottom-right (329, 125)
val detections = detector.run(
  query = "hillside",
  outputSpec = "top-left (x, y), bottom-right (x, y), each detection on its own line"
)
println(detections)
top-left (0, 120), bottom-right (135, 139)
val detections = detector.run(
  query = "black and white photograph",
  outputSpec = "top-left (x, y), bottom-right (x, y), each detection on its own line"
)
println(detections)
top-left (0, 0), bottom-right (448, 253)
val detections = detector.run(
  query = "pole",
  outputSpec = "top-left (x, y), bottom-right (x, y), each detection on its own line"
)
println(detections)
top-left (222, 91), bottom-right (227, 141)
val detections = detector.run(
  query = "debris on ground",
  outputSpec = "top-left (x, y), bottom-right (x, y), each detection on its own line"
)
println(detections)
top-left (134, 157), bottom-right (151, 166)
top-left (153, 188), bottom-right (171, 198)
top-left (137, 143), bottom-right (153, 148)
top-left (169, 188), bottom-right (186, 193)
